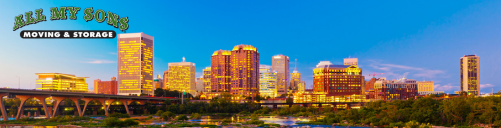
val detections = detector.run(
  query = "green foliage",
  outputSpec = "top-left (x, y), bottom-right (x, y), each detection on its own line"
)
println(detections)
top-left (155, 110), bottom-right (163, 116)
top-left (109, 113), bottom-right (130, 118)
top-left (190, 113), bottom-right (202, 119)
top-left (160, 111), bottom-right (176, 121)
top-left (47, 116), bottom-right (90, 122)
top-left (175, 115), bottom-right (189, 121)
top-left (244, 114), bottom-right (264, 125)
top-left (104, 117), bottom-right (138, 127)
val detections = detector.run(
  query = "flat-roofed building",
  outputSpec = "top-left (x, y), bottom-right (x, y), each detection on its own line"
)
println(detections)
top-left (167, 57), bottom-right (196, 95)
top-left (460, 55), bottom-right (480, 95)
top-left (36, 73), bottom-right (89, 93)
top-left (259, 65), bottom-right (277, 98)
top-left (374, 78), bottom-right (418, 101)
top-left (94, 77), bottom-right (117, 95)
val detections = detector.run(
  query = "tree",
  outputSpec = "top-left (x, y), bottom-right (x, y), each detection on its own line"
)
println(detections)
top-left (175, 115), bottom-right (189, 121)
top-left (154, 88), bottom-right (165, 97)
top-left (161, 111), bottom-right (175, 121)
top-left (155, 110), bottom-right (164, 116)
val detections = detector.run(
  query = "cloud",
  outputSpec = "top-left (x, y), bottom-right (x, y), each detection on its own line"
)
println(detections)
top-left (109, 52), bottom-right (117, 55)
top-left (195, 72), bottom-right (203, 78)
top-left (481, 84), bottom-right (494, 88)
top-left (367, 61), bottom-right (445, 79)
top-left (434, 83), bottom-right (458, 91)
top-left (83, 60), bottom-right (115, 64)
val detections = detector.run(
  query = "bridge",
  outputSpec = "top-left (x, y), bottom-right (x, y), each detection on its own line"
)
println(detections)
top-left (259, 102), bottom-right (365, 111)
top-left (0, 88), bottom-right (177, 121)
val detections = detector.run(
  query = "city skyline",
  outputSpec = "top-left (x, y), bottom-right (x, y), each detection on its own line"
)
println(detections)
top-left (1, 0), bottom-right (501, 94)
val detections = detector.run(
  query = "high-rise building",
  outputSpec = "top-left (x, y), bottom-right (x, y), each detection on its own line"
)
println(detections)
top-left (168, 57), bottom-right (196, 95)
top-left (290, 59), bottom-right (301, 92)
top-left (259, 65), bottom-right (277, 98)
top-left (153, 74), bottom-right (163, 89)
top-left (36, 73), bottom-right (88, 92)
top-left (460, 55), bottom-right (480, 95)
top-left (313, 61), bottom-right (364, 96)
top-left (163, 70), bottom-right (169, 90)
top-left (297, 81), bottom-right (306, 93)
top-left (344, 58), bottom-right (358, 66)
top-left (196, 77), bottom-right (204, 93)
top-left (272, 55), bottom-right (289, 96)
top-left (203, 67), bottom-right (211, 92)
top-left (211, 50), bottom-right (232, 92)
top-left (94, 77), bottom-right (118, 95)
top-left (230, 44), bottom-right (259, 98)
top-left (117, 32), bottom-right (154, 96)
top-left (374, 78), bottom-right (418, 101)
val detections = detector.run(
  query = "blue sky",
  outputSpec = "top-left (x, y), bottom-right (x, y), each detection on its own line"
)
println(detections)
top-left (0, 0), bottom-right (500, 94)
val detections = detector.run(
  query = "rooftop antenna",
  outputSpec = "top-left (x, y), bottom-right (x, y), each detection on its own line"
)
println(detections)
top-left (182, 57), bottom-right (186, 62)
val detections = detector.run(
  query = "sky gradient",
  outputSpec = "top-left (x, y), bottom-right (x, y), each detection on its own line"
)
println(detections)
top-left (1, 0), bottom-right (500, 94)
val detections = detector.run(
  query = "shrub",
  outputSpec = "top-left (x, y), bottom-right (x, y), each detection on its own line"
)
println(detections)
top-left (109, 113), bottom-right (130, 118)
top-left (104, 117), bottom-right (139, 127)
top-left (190, 113), bottom-right (201, 119)
top-left (175, 115), bottom-right (189, 121)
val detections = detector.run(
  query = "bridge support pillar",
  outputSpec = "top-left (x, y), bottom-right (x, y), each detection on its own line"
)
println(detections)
top-left (15, 95), bottom-right (50, 120)
top-left (51, 96), bottom-right (82, 118)
top-left (81, 98), bottom-right (109, 117)
top-left (272, 105), bottom-right (278, 110)
top-left (318, 104), bottom-right (323, 112)
top-left (119, 99), bottom-right (131, 116)
top-left (0, 93), bottom-right (8, 121)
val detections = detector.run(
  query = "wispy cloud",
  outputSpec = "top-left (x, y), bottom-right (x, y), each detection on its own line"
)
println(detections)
top-left (109, 52), bottom-right (117, 55)
top-left (481, 84), bottom-right (494, 88)
top-left (82, 60), bottom-right (115, 64)
top-left (195, 72), bottom-right (203, 78)
top-left (434, 83), bottom-right (458, 91)
top-left (368, 61), bottom-right (445, 79)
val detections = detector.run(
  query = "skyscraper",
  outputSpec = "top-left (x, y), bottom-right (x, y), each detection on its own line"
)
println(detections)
top-left (211, 50), bottom-right (232, 92)
top-left (290, 59), bottom-right (301, 92)
top-left (259, 65), bottom-right (277, 98)
top-left (94, 77), bottom-right (118, 95)
top-left (460, 55), bottom-right (480, 95)
top-left (272, 55), bottom-right (289, 96)
top-left (163, 70), bottom-right (169, 90)
top-left (117, 32), bottom-right (154, 96)
top-left (203, 67), bottom-right (211, 92)
top-left (168, 57), bottom-right (196, 95)
top-left (230, 44), bottom-right (259, 98)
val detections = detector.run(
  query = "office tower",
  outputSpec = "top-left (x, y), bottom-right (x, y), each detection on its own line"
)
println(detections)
top-left (272, 55), bottom-right (289, 96)
top-left (374, 78), bottom-right (418, 101)
top-left (94, 77), bottom-right (118, 95)
top-left (196, 77), bottom-right (204, 93)
top-left (297, 81), bottom-right (305, 93)
top-left (259, 65), bottom-right (277, 98)
top-left (163, 70), bottom-right (168, 89)
top-left (203, 67), bottom-right (211, 92)
top-left (153, 74), bottom-right (163, 89)
top-left (35, 73), bottom-right (88, 92)
top-left (168, 57), bottom-right (196, 95)
top-left (460, 55), bottom-right (480, 95)
top-left (211, 50), bottom-right (232, 92)
top-left (117, 32), bottom-right (154, 96)
top-left (230, 44), bottom-right (259, 98)
top-left (290, 59), bottom-right (301, 91)
top-left (313, 61), bottom-right (364, 96)
top-left (344, 58), bottom-right (358, 66)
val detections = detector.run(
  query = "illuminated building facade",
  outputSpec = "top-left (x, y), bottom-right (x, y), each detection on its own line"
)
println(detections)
top-left (153, 74), bottom-right (163, 89)
top-left (36, 73), bottom-right (88, 92)
top-left (290, 59), bottom-right (301, 92)
top-left (297, 81), bottom-right (306, 93)
top-left (196, 77), bottom-right (204, 93)
top-left (364, 78), bottom-right (378, 99)
top-left (374, 78), bottom-right (418, 101)
top-left (163, 70), bottom-right (168, 89)
top-left (230, 44), bottom-right (259, 98)
top-left (259, 65), bottom-right (277, 98)
top-left (272, 55), bottom-right (289, 96)
top-left (417, 81), bottom-right (433, 93)
top-left (313, 61), bottom-right (364, 96)
top-left (117, 32), bottom-right (154, 96)
top-left (168, 57), bottom-right (196, 95)
top-left (344, 58), bottom-right (358, 66)
top-left (94, 77), bottom-right (117, 95)
top-left (460, 55), bottom-right (480, 95)
top-left (211, 50), bottom-right (232, 92)
top-left (203, 67), bottom-right (211, 92)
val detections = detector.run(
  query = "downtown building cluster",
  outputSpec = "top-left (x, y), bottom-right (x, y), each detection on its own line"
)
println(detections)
top-left (33, 32), bottom-right (482, 104)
